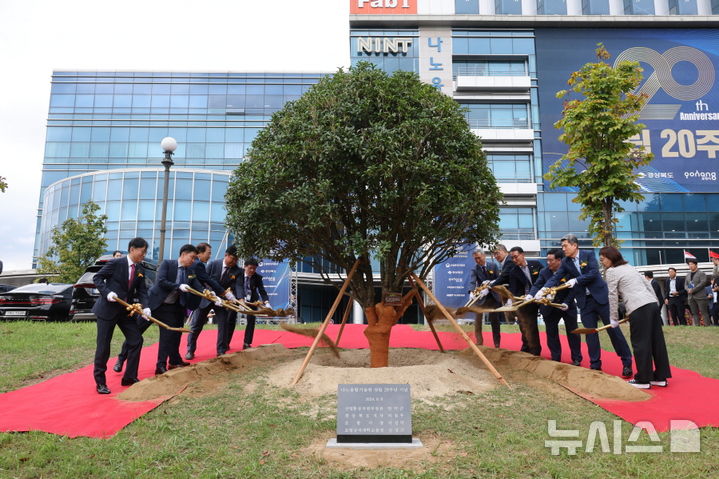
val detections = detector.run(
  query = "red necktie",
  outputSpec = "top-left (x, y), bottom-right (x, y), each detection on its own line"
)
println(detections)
top-left (129, 263), bottom-right (135, 290)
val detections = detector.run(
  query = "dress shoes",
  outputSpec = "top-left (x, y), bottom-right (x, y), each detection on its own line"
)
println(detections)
top-left (96, 384), bottom-right (111, 395)
top-left (154, 365), bottom-right (168, 375)
top-left (572, 359), bottom-right (582, 367)
top-left (168, 361), bottom-right (190, 369)
top-left (121, 377), bottom-right (140, 386)
top-left (243, 342), bottom-right (251, 350)
top-left (621, 366), bottom-right (633, 379)
top-left (184, 351), bottom-right (194, 360)
top-left (650, 380), bottom-right (668, 387)
top-left (112, 361), bottom-right (123, 373)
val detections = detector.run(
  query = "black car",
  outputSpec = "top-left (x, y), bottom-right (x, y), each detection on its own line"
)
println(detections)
top-left (0, 283), bottom-right (74, 321)
top-left (71, 255), bottom-right (157, 321)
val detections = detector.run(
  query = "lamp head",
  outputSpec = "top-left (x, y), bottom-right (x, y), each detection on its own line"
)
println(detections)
top-left (160, 137), bottom-right (177, 153)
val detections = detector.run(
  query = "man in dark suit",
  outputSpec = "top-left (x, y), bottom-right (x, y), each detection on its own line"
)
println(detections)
top-left (467, 249), bottom-right (502, 347)
top-left (538, 234), bottom-right (633, 377)
top-left (644, 271), bottom-right (663, 306)
top-left (493, 246), bottom-right (543, 355)
top-left (186, 245), bottom-right (241, 358)
top-left (92, 237), bottom-right (151, 394)
top-left (147, 244), bottom-right (216, 374)
top-left (530, 249), bottom-right (582, 365)
top-left (236, 258), bottom-right (270, 350)
top-left (491, 243), bottom-right (517, 325)
top-left (664, 267), bottom-right (686, 325)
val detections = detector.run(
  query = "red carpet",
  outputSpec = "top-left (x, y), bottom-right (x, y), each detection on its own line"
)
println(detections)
top-left (0, 324), bottom-right (717, 438)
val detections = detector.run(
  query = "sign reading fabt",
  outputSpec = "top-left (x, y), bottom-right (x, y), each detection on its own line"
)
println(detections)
top-left (350, 0), bottom-right (417, 14)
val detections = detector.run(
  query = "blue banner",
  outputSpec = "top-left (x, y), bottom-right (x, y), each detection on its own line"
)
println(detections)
top-left (258, 259), bottom-right (291, 309)
top-left (433, 246), bottom-right (476, 310)
top-left (536, 28), bottom-right (719, 193)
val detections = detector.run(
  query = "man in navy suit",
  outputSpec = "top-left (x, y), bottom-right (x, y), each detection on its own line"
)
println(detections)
top-left (147, 244), bottom-right (221, 374)
top-left (467, 249), bottom-right (502, 347)
top-left (664, 267), bottom-right (686, 325)
top-left (530, 249), bottom-right (582, 365)
top-left (186, 245), bottom-right (242, 358)
top-left (493, 246), bottom-right (543, 355)
top-left (236, 258), bottom-right (270, 350)
top-left (538, 234), bottom-right (633, 376)
top-left (92, 237), bottom-right (151, 394)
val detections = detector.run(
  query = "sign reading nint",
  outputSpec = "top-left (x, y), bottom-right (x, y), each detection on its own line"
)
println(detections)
top-left (350, 0), bottom-right (417, 14)
top-left (357, 37), bottom-right (413, 54)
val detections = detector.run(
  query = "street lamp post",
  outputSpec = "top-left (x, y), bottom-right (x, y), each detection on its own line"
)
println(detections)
top-left (158, 137), bottom-right (177, 262)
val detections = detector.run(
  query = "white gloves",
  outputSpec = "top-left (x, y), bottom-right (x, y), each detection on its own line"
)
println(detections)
top-left (142, 308), bottom-right (152, 321)
top-left (107, 292), bottom-right (118, 302)
top-left (534, 289), bottom-right (545, 300)
top-left (559, 303), bottom-right (569, 311)
top-left (524, 294), bottom-right (534, 301)
top-left (610, 319), bottom-right (620, 328)
top-left (213, 295), bottom-right (224, 307)
top-left (504, 298), bottom-right (513, 307)
top-left (566, 278), bottom-right (578, 288)
top-left (225, 291), bottom-right (236, 302)
top-left (264, 301), bottom-right (272, 309)
top-left (477, 288), bottom-right (489, 300)
top-left (179, 284), bottom-right (190, 293)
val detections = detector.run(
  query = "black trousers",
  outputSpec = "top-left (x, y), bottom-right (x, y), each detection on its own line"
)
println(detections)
top-left (186, 303), bottom-right (213, 354)
top-left (628, 302), bottom-right (672, 384)
top-left (474, 312), bottom-right (502, 348)
top-left (712, 301), bottom-right (719, 326)
top-left (516, 303), bottom-right (541, 356)
top-left (117, 316), bottom-right (152, 364)
top-left (216, 308), bottom-right (238, 355)
top-left (94, 313), bottom-right (143, 385)
top-left (542, 306), bottom-right (582, 363)
top-left (153, 303), bottom-right (185, 367)
top-left (667, 298), bottom-right (686, 325)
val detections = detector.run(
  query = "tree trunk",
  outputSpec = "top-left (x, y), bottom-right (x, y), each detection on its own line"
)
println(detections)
top-left (363, 303), bottom-right (400, 368)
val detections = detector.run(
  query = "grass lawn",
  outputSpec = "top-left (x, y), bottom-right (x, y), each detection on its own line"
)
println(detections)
top-left (0, 320), bottom-right (717, 478)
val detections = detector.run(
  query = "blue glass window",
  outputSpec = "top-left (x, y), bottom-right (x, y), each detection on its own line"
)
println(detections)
top-left (463, 103), bottom-right (529, 129)
top-left (668, 0), bottom-right (698, 13)
top-left (455, 0), bottom-right (480, 13)
top-left (495, 0), bottom-right (522, 14)
top-left (582, 0), bottom-right (610, 14)
top-left (46, 127), bottom-right (72, 141)
top-left (713, 0), bottom-right (719, 13)
top-left (624, 0), bottom-right (654, 14)
top-left (50, 95), bottom-right (75, 107)
top-left (537, 0), bottom-right (567, 14)
top-left (453, 59), bottom-right (526, 77)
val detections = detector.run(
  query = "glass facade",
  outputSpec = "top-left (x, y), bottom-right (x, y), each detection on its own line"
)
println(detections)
top-left (350, 30), bottom-right (420, 73)
top-left (36, 72), bottom-right (326, 262)
top-left (537, 0), bottom-right (568, 14)
top-left (713, 0), bottom-right (719, 14)
top-left (668, 0), bottom-right (698, 14)
top-left (582, 0), bottom-right (611, 14)
top-left (38, 169), bottom-right (230, 260)
top-left (624, 0), bottom-right (655, 14)
top-left (495, 0), bottom-right (523, 14)
top-left (453, 59), bottom-right (527, 77)
top-left (455, 0), bottom-right (480, 13)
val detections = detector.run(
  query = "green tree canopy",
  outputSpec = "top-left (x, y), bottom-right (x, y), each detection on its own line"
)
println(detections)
top-left (37, 201), bottom-right (108, 283)
top-left (226, 63), bottom-right (501, 366)
top-left (546, 44), bottom-right (652, 247)
top-left (0, 175), bottom-right (7, 192)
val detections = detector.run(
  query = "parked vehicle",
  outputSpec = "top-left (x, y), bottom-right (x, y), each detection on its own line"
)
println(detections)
top-left (0, 283), bottom-right (74, 321)
top-left (0, 284), bottom-right (15, 294)
top-left (70, 255), bottom-right (157, 321)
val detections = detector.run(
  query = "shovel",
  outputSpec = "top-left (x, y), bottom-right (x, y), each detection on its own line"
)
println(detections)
top-left (572, 317), bottom-right (630, 335)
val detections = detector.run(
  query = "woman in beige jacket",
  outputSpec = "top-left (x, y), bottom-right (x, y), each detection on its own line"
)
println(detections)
top-left (599, 246), bottom-right (672, 389)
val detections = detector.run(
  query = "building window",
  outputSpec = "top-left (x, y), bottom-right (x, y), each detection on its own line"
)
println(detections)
top-left (499, 207), bottom-right (535, 240)
top-left (537, 0), bottom-right (567, 14)
top-left (455, 0), bottom-right (480, 13)
top-left (581, 0), bottom-right (610, 14)
top-left (713, 0), bottom-right (719, 13)
top-left (486, 154), bottom-right (533, 182)
top-left (463, 103), bottom-right (530, 129)
top-left (623, 0), bottom-right (655, 14)
top-left (453, 59), bottom-right (527, 77)
top-left (495, 0), bottom-right (522, 14)
top-left (668, 0), bottom-right (698, 14)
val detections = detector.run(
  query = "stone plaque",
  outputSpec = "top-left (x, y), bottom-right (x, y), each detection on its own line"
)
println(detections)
top-left (336, 384), bottom-right (412, 443)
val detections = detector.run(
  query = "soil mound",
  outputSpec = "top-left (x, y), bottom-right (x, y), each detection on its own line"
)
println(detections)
top-left (118, 344), bottom-right (649, 404)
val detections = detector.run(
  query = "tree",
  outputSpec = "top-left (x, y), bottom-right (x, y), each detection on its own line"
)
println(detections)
top-left (545, 44), bottom-right (652, 247)
top-left (0, 175), bottom-right (7, 192)
top-left (226, 62), bottom-right (502, 367)
top-left (37, 201), bottom-right (108, 283)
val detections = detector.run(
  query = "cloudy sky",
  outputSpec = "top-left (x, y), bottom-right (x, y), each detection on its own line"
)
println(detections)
top-left (0, 0), bottom-right (349, 271)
